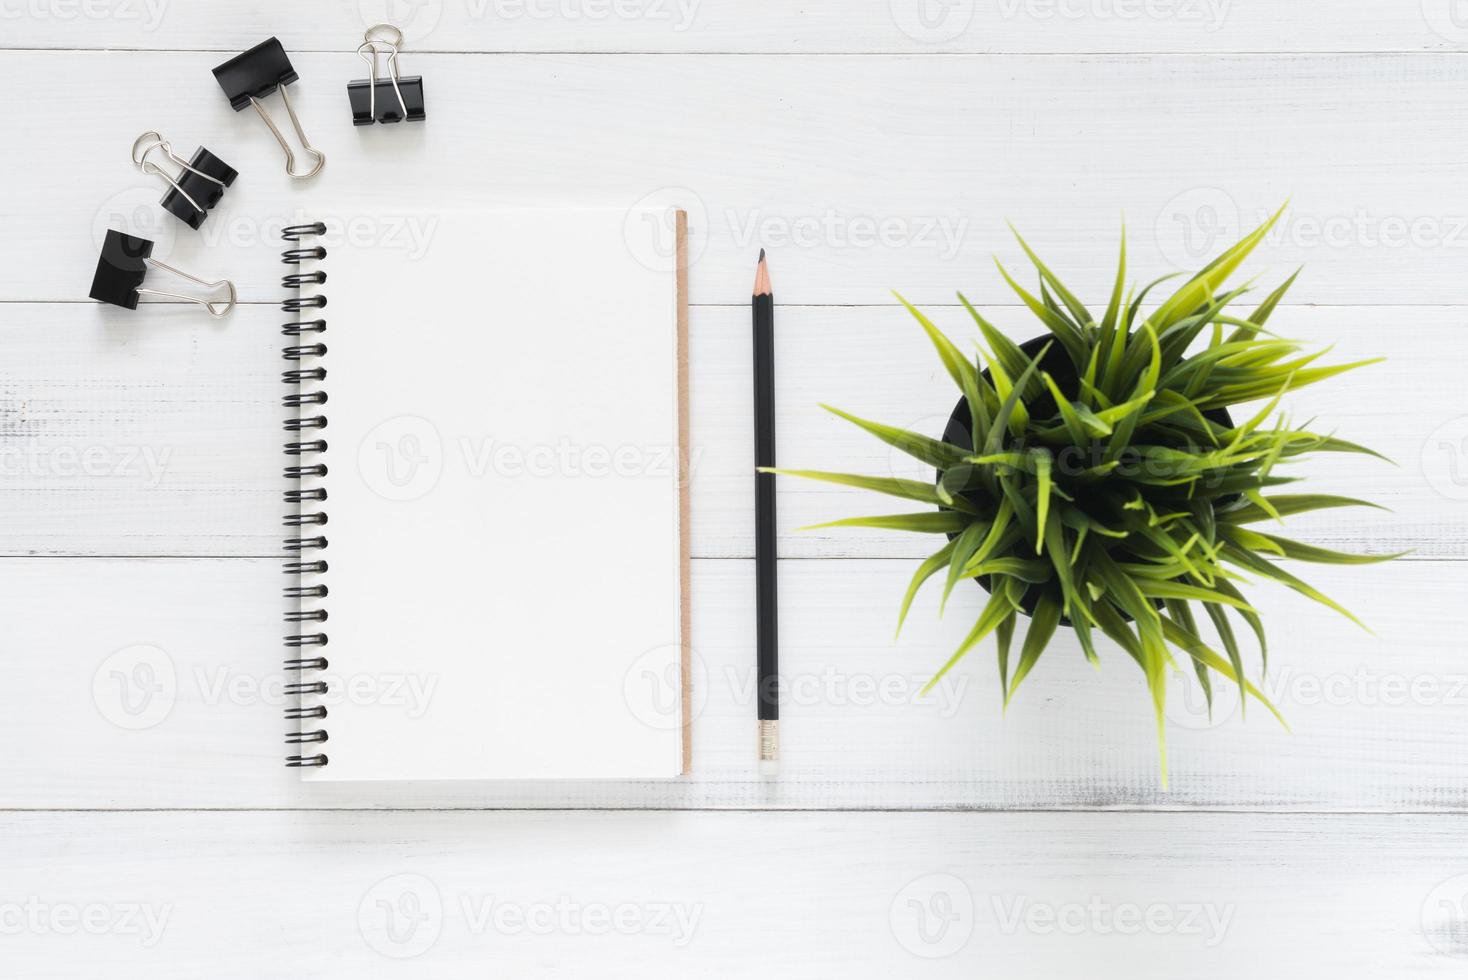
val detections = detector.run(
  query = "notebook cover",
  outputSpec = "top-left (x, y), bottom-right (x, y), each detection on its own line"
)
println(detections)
top-left (289, 207), bottom-right (691, 781)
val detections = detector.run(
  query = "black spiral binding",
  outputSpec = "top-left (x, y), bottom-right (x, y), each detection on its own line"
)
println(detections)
top-left (281, 222), bottom-right (329, 767)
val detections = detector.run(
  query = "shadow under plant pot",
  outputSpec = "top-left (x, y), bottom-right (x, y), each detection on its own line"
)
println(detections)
top-left (936, 334), bottom-right (1235, 623)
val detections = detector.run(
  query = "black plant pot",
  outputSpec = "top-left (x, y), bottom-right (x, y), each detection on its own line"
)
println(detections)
top-left (936, 334), bottom-right (1234, 622)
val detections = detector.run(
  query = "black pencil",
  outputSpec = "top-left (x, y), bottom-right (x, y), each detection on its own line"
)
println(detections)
top-left (753, 249), bottom-right (779, 769)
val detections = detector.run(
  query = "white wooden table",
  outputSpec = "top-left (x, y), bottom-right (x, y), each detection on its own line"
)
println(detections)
top-left (4, 3), bottom-right (1467, 974)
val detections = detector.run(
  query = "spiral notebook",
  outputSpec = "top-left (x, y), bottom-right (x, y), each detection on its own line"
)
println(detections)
top-left (282, 208), bottom-right (691, 780)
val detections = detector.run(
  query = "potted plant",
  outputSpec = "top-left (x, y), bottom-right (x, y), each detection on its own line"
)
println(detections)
top-left (770, 207), bottom-right (1398, 783)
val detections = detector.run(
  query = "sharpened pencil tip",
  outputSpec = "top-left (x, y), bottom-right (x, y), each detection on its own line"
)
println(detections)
top-left (752, 249), bottom-right (772, 296)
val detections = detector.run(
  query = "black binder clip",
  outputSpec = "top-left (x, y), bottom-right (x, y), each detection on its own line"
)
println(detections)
top-left (131, 131), bottom-right (237, 230)
top-left (348, 24), bottom-right (425, 125)
top-left (89, 229), bottom-right (236, 318)
top-left (213, 37), bottom-right (325, 180)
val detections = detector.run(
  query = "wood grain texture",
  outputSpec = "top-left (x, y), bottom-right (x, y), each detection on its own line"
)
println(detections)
top-left (4, 9), bottom-right (1466, 975)
top-left (0, 0), bottom-right (1460, 53)
top-left (1, 302), bottom-right (1459, 558)
top-left (2, 810), bottom-right (1467, 977)
top-left (6, 556), bottom-right (1463, 810)
top-left (8, 51), bottom-right (1468, 305)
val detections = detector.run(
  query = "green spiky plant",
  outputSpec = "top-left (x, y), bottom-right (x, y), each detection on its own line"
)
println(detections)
top-left (770, 207), bottom-right (1400, 784)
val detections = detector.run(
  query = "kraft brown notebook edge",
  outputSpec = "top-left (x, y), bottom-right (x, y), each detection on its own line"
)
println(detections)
top-left (676, 209), bottom-right (692, 775)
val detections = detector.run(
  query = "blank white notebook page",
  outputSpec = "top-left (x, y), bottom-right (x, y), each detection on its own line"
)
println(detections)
top-left (301, 208), bottom-right (686, 781)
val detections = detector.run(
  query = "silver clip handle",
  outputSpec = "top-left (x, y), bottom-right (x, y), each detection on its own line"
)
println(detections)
top-left (250, 87), bottom-right (326, 180)
top-left (131, 131), bottom-right (225, 215)
top-left (358, 23), bottom-right (409, 123)
top-left (135, 258), bottom-right (237, 318)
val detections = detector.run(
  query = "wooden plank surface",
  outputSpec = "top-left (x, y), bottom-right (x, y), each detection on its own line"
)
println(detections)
top-left (1, 810), bottom-right (1465, 977)
top-left (0, 0), bottom-right (1461, 53)
top-left (5, 556), bottom-right (1462, 809)
top-left (5, 52), bottom-right (1467, 305)
top-left (1, 302), bottom-right (1460, 558)
top-left (4, 8), bottom-right (1465, 975)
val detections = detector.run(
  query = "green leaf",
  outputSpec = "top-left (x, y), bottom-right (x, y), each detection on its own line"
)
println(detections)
top-left (1133, 579), bottom-right (1257, 611)
top-left (995, 612), bottom-right (1016, 697)
top-left (958, 292), bottom-right (1030, 383)
top-left (983, 343), bottom-right (1052, 456)
top-left (1007, 592), bottom-right (1063, 704)
top-left (800, 512), bottom-right (974, 534)
top-left (1166, 600), bottom-right (1213, 717)
top-left (897, 540), bottom-right (956, 638)
top-left (1202, 602), bottom-right (1245, 719)
top-left (1210, 576), bottom-right (1268, 671)
top-left (894, 291), bottom-right (975, 393)
top-left (819, 404), bottom-right (970, 470)
top-left (1042, 373), bottom-right (1089, 446)
top-left (968, 558), bottom-right (1054, 583)
top-left (1226, 267), bottom-right (1300, 344)
top-left (1009, 224), bottom-right (1094, 326)
top-left (993, 258), bottom-right (1089, 370)
top-left (921, 588), bottom-right (1018, 695)
top-left (1099, 223), bottom-right (1127, 336)
top-left (1247, 531), bottom-right (1407, 565)
top-left (1034, 450), bottom-right (1053, 554)
top-left (1149, 204), bottom-right (1285, 332)
top-left (763, 469), bottom-right (980, 514)
top-left (1071, 402), bottom-right (1114, 438)
top-left (982, 351), bottom-right (1030, 435)
top-left (1159, 615), bottom-right (1288, 729)
top-left (1217, 494), bottom-right (1385, 525)
top-left (897, 291), bottom-right (994, 454)
top-left (1219, 539), bottom-right (1369, 631)
top-left (942, 522), bottom-right (991, 613)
